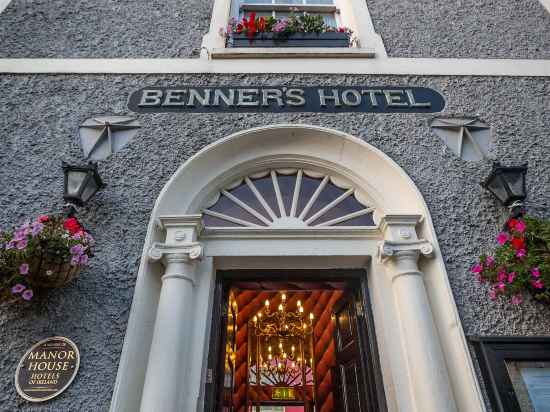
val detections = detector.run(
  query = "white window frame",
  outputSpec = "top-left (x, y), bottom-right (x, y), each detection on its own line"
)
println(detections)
top-left (201, 0), bottom-right (386, 59)
top-left (230, 0), bottom-right (342, 27)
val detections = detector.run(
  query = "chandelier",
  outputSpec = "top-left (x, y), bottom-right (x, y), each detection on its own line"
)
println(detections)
top-left (249, 292), bottom-right (316, 401)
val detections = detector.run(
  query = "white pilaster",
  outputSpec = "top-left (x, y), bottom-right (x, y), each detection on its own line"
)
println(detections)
top-left (140, 215), bottom-right (203, 412)
top-left (378, 214), bottom-right (457, 412)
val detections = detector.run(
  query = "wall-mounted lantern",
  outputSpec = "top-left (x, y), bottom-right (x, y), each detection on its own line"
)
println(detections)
top-left (481, 163), bottom-right (527, 217)
top-left (62, 161), bottom-right (105, 208)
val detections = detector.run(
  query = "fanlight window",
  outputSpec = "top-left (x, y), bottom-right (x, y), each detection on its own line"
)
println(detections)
top-left (202, 169), bottom-right (375, 228)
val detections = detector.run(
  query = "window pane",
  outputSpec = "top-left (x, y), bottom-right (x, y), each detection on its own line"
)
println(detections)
top-left (319, 13), bottom-right (336, 26)
top-left (210, 193), bottom-right (268, 226)
top-left (239, 11), bottom-right (274, 19)
top-left (202, 169), bottom-right (375, 227)
top-left (251, 175), bottom-right (281, 218)
top-left (506, 361), bottom-right (550, 412)
top-left (304, 182), bottom-right (347, 221)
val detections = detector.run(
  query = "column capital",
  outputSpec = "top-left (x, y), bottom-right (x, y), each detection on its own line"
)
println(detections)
top-left (378, 214), bottom-right (434, 263)
top-left (148, 214), bottom-right (204, 265)
top-left (378, 239), bottom-right (434, 263)
top-left (148, 241), bottom-right (203, 264)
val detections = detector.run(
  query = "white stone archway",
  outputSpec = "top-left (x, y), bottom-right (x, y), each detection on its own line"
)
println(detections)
top-left (110, 124), bottom-right (486, 412)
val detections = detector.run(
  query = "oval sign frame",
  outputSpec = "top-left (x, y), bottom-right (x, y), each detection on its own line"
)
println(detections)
top-left (15, 336), bottom-right (80, 402)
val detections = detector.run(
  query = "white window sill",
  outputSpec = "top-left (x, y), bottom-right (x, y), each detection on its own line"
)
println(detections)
top-left (210, 47), bottom-right (375, 59)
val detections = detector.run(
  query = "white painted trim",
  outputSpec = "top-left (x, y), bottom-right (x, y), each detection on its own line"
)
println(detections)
top-left (210, 47), bottom-right (376, 59)
top-left (2, 57), bottom-right (550, 76)
top-left (0, 0), bottom-right (11, 14)
top-left (539, 0), bottom-right (550, 13)
top-left (111, 124), bottom-right (486, 412)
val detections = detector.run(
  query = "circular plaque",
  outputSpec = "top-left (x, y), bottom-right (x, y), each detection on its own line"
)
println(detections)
top-left (15, 337), bottom-right (80, 402)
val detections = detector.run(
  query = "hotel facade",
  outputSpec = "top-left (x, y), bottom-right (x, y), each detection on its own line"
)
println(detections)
top-left (1, 0), bottom-right (550, 411)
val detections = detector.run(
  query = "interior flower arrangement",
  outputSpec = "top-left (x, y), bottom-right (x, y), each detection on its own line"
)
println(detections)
top-left (222, 12), bottom-right (354, 47)
top-left (473, 216), bottom-right (550, 305)
top-left (0, 214), bottom-right (94, 303)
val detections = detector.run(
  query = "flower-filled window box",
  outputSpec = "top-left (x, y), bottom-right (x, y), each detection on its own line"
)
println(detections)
top-left (224, 13), bottom-right (354, 48)
top-left (231, 31), bottom-right (350, 48)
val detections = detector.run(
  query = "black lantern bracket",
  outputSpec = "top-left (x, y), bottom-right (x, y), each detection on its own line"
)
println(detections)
top-left (62, 161), bottom-right (106, 213)
top-left (481, 162), bottom-right (528, 219)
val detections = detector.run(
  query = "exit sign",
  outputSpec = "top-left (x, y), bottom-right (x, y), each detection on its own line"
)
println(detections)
top-left (272, 387), bottom-right (296, 400)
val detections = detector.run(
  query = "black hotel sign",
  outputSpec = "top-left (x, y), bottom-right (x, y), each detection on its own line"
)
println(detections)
top-left (128, 86), bottom-right (445, 114)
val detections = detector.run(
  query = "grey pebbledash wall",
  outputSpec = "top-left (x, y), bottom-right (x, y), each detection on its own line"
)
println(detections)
top-left (0, 0), bottom-right (214, 58)
top-left (367, 0), bottom-right (550, 59)
top-left (0, 74), bottom-right (550, 411)
top-left (1, 0), bottom-right (550, 59)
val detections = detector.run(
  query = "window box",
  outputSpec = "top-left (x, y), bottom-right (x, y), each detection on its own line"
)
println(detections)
top-left (230, 32), bottom-right (350, 48)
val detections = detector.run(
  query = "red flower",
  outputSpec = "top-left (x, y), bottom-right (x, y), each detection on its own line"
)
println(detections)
top-left (236, 23), bottom-right (243, 33)
top-left (258, 16), bottom-right (266, 32)
top-left (63, 217), bottom-right (82, 235)
top-left (507, 218), bottom-right (518, 231)
top-left (38, 215), bottom-right (49, 223)
top-left (245, 12), bottom-right (257, 39)
top-left (511, 237), bottom-right (525, 251)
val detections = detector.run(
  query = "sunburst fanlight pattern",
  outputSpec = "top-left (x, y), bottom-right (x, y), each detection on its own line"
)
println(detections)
top-left (202, 169), bottom-right (375, 228)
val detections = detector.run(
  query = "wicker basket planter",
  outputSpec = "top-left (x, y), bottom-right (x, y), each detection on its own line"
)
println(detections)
top-left (27, 254), bottom-right (81, 289)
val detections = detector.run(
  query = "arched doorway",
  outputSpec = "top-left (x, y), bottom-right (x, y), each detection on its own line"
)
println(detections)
top-left (110, 124), bottom-right (485, 412)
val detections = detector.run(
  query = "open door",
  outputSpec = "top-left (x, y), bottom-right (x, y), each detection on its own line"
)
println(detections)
top-left (332, 292), bottom-right (374, 412)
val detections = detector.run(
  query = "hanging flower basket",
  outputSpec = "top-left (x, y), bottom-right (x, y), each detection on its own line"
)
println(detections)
top-left (473, 216), bottom-right (550, 305)
top-left (0, 215), bottom-right (94, 303)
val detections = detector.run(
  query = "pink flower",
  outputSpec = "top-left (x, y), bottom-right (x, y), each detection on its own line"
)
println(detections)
top-left (79, 254), bottom-right (89, 265)
top-left (511, 294), bottom-right (523, 305)
top-left (16, 239), bottom-right (28, 250)
top-left (273, 20), bottom-right (288, 33)
top-left (19, 263), bottom-right (29, 275)
top-left (11, 284), bottom-right (25, 294)
top-left (498, 282), bottom-right (506, 291)
top-left (22, 289), bottom-right (33, 301)
top-left (488, 287), bottom-right (498, 301)
top-left (508, 272), bottom-right (516, 283)
top-left (37, 215), bottom-right (49, 223)
top-left (516, 249), bottom-right (526, 258)
top-left (497, 271), bottom-right (507, 282)
top-left (533, 279), bottom-right (545, 289)
top-left (31, 222), bottom-right (44, 237)
top-left (486, 256), bottom-right (495, 267)
top-left (531, 267), bottom-right (541, 278)
top-left (496, 232), bottom-right (509, 245)
top-left (472, 263), bottom-right (483, 274)
top-left (514, 220), bottom-right (526, 233)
